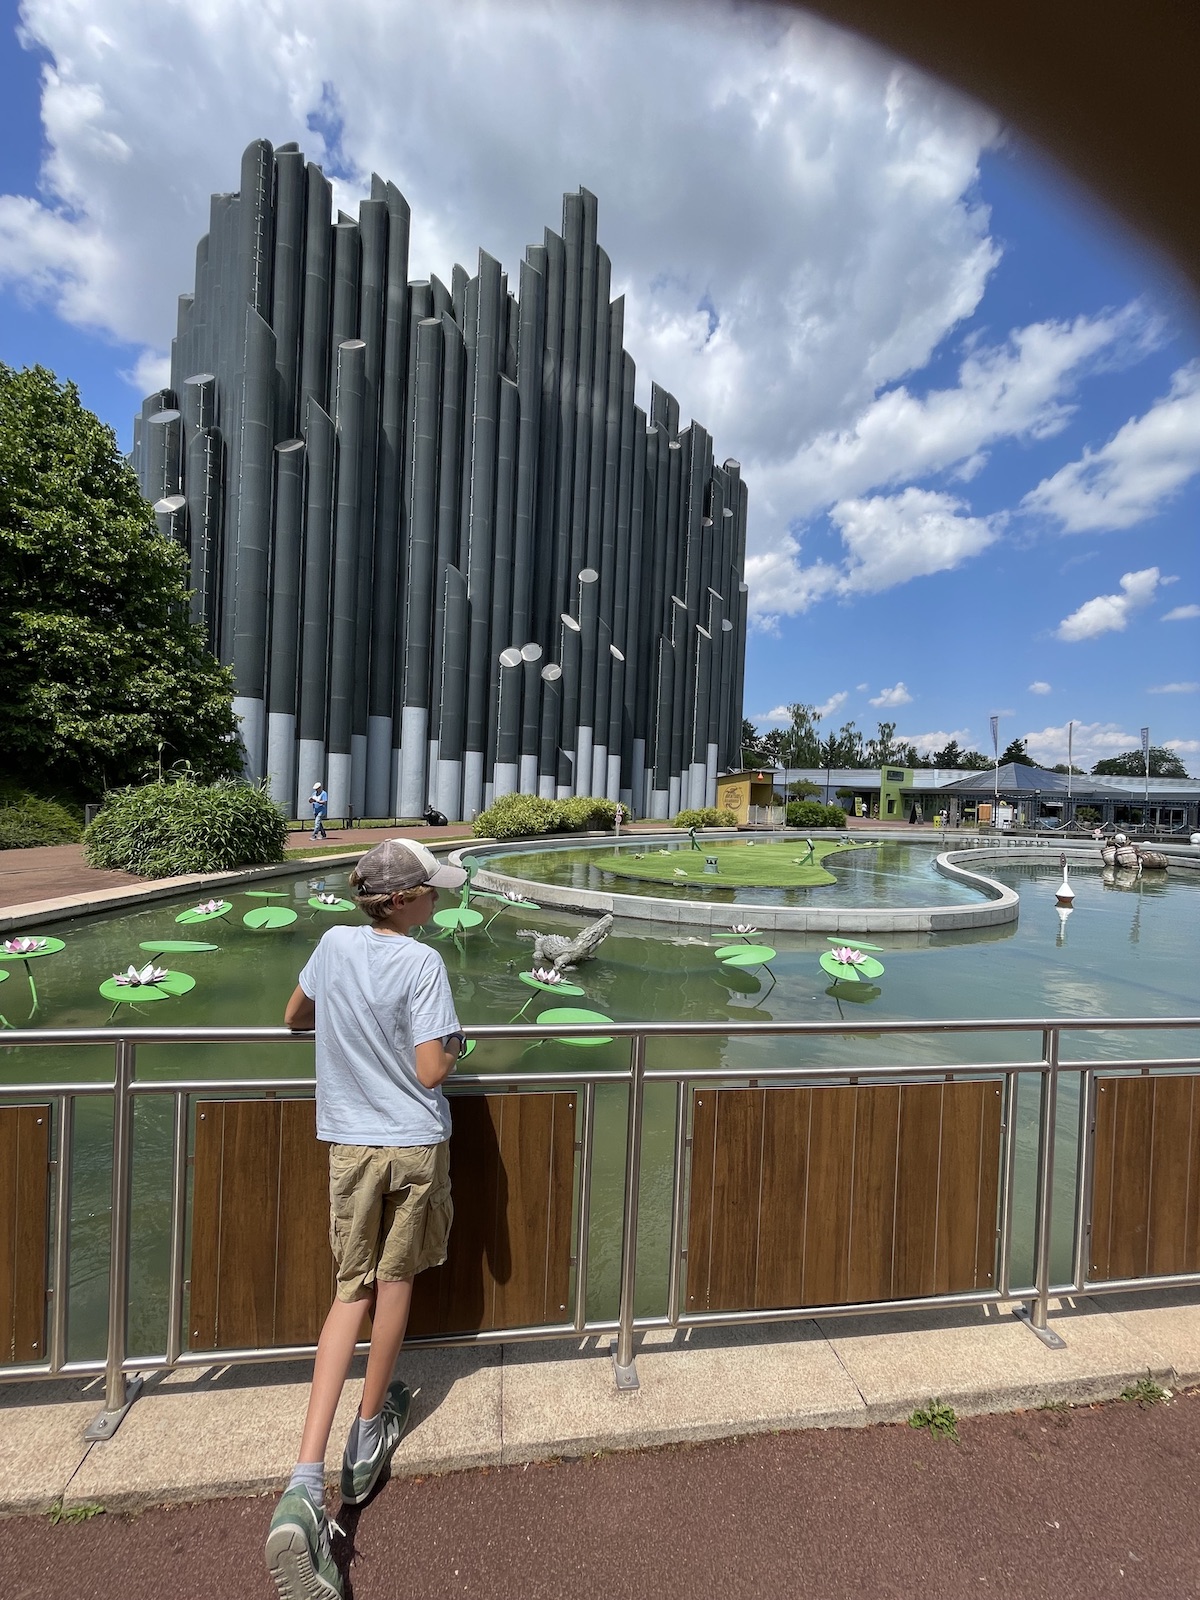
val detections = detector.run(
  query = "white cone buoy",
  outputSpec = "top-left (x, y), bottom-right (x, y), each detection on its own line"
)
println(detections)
top-left (1055, 854), bottom-right (1075, 906)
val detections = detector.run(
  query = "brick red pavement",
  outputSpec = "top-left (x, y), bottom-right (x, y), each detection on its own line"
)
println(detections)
top-left (4, 1392), bottom-right (1198, 1600)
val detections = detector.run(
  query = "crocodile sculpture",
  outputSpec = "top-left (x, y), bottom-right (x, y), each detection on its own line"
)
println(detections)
top-left (516, 913), bottom-right (614, 971)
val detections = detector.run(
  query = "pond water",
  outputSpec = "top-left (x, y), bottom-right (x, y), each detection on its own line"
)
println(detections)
top-left (485, 836), bottom-right (989, 905)
top-left (3, 847), bottom-right (1197, 1362)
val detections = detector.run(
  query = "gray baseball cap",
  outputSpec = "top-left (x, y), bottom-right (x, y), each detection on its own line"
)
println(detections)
top-left (350, 837), bottom-right (467, 895)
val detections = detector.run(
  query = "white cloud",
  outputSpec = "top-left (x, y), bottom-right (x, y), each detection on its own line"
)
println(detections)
top-left (814, 691), bottom-right (848, 719)
top-left (747, 487), bottom-right (1001, 613)
top-left (1163, 604), bottom-right (1200, 621)
top-left (1028, 681), bottom-right (1052, 695)
top-left (1024, 721), bottom-right (1141, 768)
top-left (1023, 362), bottom-right (1200, 532)
top-left (870, 681), bottom-right (912, 708)
top-left (0, 0), bottom-right (1002, 507)
top-left (1165, 740), bottom-right (1200, 758)
top-left (1055, 567), bottom-right (1164, 642)
top-left (1148, 682), bottom-right (1199, 694)
top-left (754, 706), bottom-right (793, 724)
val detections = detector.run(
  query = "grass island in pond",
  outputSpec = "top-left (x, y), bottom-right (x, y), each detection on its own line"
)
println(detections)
top-left (599, 838), bottom-right (872, 889)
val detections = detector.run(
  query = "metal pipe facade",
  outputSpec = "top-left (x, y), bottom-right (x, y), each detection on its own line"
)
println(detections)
top-left (143, 140), bottom-right (747, 820)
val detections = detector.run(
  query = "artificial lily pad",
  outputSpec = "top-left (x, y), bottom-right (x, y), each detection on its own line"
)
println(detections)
top-left (519, 972), bottom-right (585, 997)
top-left (0, 936), bottom-right (65, 961)
top-left (139, 940), bottom-right (220, 954)
top-left (308, 896), bottom-right (355, 913)
top-left (0, 968), bottom-right (8, 983)
top-left (433, 907), bottom-right (484, 931)
top-left (245, 889), bottom-right (290, 898)
top-left (535, 1006), bottom-right (614, 1046)
top-left (243, 906), bottom-right (299, 930)
top-left (824, 936), bottom-right (884, 952)
top-left (99, 970), bottom-right (196, 1003)
top-left (175, 902), bottom-right (231, 925)
top-left (714, 944), bottom-right (777, 966)
top-left (819, 950), bottom-right (885, 982)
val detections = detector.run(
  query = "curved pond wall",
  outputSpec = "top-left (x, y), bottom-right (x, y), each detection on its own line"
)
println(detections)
top-left (456, 832), bottom-right (1022, 932)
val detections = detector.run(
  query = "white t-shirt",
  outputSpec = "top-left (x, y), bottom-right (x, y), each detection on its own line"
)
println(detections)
top-left (298, 925), bottom-right (461, 1146)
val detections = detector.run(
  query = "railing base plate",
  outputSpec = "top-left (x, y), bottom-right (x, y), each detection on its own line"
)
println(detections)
top-left (610, 1340), bottom-right (640, 1391)
top-left (84, 1374), bottom-right (144, 1441)
top-left (1012, 1305), bottom-right (1067, 1350)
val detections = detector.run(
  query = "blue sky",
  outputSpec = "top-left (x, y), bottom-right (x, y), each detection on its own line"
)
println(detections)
top-left (1, 0), bottom-right (1197, 773)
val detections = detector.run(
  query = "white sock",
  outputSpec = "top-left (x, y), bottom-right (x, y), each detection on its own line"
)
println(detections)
top-left (288, 1462), bottom-right (326, 1505)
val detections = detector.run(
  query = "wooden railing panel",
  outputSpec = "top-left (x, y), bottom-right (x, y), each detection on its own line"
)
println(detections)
top-left (1090, 1074), bottom-right (1200, 1281)
top-left (0, 1105), bottom-right (50, 1363)
top-left (685, 1081), bottom-right (1002, 1315)
top-left (189, 1092), bottom-right (577, 1351)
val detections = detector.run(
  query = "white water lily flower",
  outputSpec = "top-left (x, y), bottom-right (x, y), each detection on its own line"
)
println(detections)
top-left (831, 946), bottom-right (867, 966)
top-left (114, 963), bottom-right (168, 987)
top-left (730, 924), bottom-right (758, 936)
top-left (530, 967), bottom-right (563, 986)
top-left (317, 892), bottom-right (339, 905)
top-left (501, 889), bottom-right (526, 902)
top-left (194, 899), bottom-right (223, 914)
top-left (3, 937), bottom-right (47, 955)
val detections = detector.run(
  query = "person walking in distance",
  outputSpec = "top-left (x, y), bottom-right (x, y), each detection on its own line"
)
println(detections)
top-left (311, 782), bottom-right (329, 840)
top-left (265, 838), bottom-right (468, 1600)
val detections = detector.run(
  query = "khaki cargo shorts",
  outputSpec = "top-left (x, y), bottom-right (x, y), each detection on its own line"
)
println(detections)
top-left (328, 1139), bottom-right (452, 1301)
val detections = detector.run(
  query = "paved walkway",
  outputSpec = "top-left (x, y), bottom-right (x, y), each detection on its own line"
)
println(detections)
top-left (2, 1300), bottom-right (1198, 1597)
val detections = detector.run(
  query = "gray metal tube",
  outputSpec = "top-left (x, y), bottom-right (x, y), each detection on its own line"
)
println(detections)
top-left (512, 257), bottom-right (544, 646)
top-left (538, 662), bottom-right (563, 797)
top-left (229, 306), bottom-right (277, 780)
top-left (557, 612), bottom-right (582, 793)
top-left (266, 438), bottom-right (306, 810)
top-left (435, 564), bottom-right (469, 818)
top-left (367, 178), bottom-right (411, 813)
top-left (271, 149), bottom-right (306, 436)
top-left (493, 646), bottom-right (523, 796)
top-left (606, 645), bottom-right (626, 801)
top-left (462, 253), bottom-right (503, 817)
top-left (185, 425), bottom-right (222, 637)
top-left (552, 196), bottom-right (582, 635)
top-left (326, 340), bottom-right (366, 815)
top-left (535, 229), bottom-right (564, 650)
top-left (612, 1032), bottom-right (647, 1387)
top-left (300, 163), bottom-right (333, 417)
top-left (153, 494), bottom-right (187, 545)
top-left (575, 567), bottom-right (600, 792)
top-left (520, 642), bottom-right (544, 790)
top-left (397, 316), bottom-right (443, 817)
top-left (146, 409), bottom-right (182, 500)
top-left (488, 374), bottom-right (520, 682)
top-left (296, 400), bottom-right (335, 807)
top-left (236, 139), bottom-right (274, 320)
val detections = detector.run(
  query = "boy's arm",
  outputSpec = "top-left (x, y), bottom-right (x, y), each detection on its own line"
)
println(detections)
top-left (284, 985), bottom-right (316, 1030)
top-left (414, 1034), bottom-right (463, 1090)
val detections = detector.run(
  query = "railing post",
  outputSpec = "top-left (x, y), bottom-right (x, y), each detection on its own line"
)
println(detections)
top-left (611, 1032), bottom-right (646, 1390)
top-left (1015, 1030), bottom-right (1066, 1350)
top-left (85, 1037), bottom-right (144, 1439)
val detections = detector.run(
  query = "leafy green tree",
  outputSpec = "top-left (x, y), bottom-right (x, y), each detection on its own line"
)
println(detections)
top-left (1051, 763), bottom-right (1086, 775)
top-left (1092, 747), bottom-right (1188, 778)
top-left (999, 738), bottom-right (1035, 766)
top-left (959, 750), bottom-right (993, 770)
top-left (0, 364), bottom-right (239, 796)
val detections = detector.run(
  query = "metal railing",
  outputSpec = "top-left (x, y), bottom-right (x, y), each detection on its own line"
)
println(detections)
top-left (2, 1014), bottom-right (1199, 1436)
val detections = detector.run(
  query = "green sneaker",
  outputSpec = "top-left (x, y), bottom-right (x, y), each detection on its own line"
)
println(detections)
top-left (265, 1484), bottom-right (343, 1600)
top-left (339, 1379), bottom-right (411, 1506)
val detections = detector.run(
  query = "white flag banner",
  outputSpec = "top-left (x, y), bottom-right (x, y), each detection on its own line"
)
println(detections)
top-left (990, 716), bottom-right (999, 759)
top-left (1141, 726), bottom-right (1151, 760)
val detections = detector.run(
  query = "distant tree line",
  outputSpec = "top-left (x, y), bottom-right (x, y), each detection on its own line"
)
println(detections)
top-left (741, 713), bottom-right (1190, 780)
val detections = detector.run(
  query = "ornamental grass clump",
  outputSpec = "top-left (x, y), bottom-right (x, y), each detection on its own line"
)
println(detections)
top-left (84, 776), bottom-right (288, 877)
top-left (673, 807), bottom-right (738, 829)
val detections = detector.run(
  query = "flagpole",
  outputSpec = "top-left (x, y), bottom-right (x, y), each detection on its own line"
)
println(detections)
top-left (991, 714), bottom-right (1000, 822)
top-left (1067, 721), bottom-right (1074, 812)
top-left (1142, 725), bottom-right (1151, 824)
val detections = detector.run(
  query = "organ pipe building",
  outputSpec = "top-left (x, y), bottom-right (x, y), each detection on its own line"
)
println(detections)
top-left (133, 139), bottom-right (749, 821)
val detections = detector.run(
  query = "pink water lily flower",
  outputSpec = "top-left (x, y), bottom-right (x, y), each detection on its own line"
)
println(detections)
top-left (830, 946), bottom-right (867, 967)
top-left (195, 899), bottom-right (223, 914)
top-left (531, 967), bottom-right (563, 986)
top-left (113, 963), bottom-right (168, 988)
top-left (3, 937), bottom-right (47, 955)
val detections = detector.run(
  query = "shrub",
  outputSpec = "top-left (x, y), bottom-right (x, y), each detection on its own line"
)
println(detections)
top-left (673, 807), bottom-right (738, 829)
top-left (786, 799), bottom-right (847, 829)
top-left (84, 777), bottom-right (288, 877)
top-left (472, 793), bottom-right (557, 840)
top-left (0, 791), bottom-right (83, 849)
top-left (552, 795), bottom-right (619, 832)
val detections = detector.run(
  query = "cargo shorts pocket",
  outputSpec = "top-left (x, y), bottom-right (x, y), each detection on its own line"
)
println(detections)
top-left (416, 1177), bottom-right (454, 1274)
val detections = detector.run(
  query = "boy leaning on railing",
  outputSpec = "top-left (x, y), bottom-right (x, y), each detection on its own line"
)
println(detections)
top-left (266, 838), bottom-right (468, 1600)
